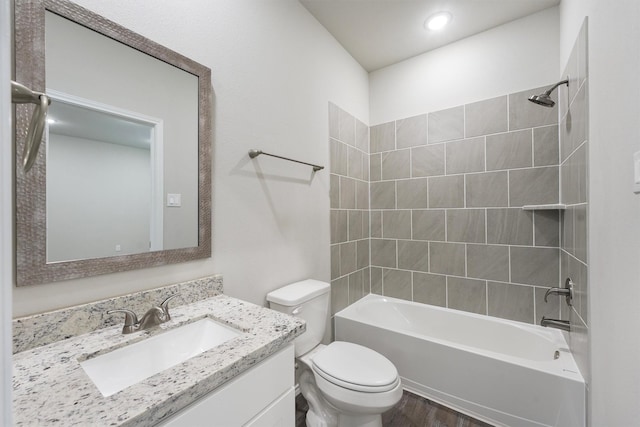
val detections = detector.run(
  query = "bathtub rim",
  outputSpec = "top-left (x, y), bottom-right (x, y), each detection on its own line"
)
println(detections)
top-left (335, 293), bottom-right (584, 382)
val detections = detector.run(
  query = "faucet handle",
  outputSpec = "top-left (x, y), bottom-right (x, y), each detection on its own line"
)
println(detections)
top-left (160, 294), bottom-right (180, 320)
top-left (107, 309), bottom-right (139, 334)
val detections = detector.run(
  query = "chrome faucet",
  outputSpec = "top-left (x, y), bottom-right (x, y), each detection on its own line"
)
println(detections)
top-left (544, 278), bottom-right (574, 306)
top-left (108, 294), bottom-right (180, 334)
top-left (541, 316), bottom-right (571, 332)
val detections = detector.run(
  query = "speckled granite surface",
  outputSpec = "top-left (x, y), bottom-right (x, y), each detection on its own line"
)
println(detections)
top-left (13, 275), bottom-right (223, 354)
top-left (13, 294), bottom-right (305, 426)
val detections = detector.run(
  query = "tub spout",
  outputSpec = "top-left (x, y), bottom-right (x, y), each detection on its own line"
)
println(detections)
top-left (541, 316), bottom-right (570, 332)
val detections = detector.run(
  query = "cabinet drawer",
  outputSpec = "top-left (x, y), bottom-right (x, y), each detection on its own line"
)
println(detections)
top-left (158, 344), bottom-right (294, 426)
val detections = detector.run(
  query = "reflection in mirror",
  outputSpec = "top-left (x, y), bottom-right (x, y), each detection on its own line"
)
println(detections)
top-left (46, 94), bottom-right (160, 262)
top-left (14, 0), bottom-right (212, 286)
top-left (45, 10), bottom-right (198, 262)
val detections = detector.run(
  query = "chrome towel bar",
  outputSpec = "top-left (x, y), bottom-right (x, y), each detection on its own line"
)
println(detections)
top-left (248, 149), bottom-right (324, 172)
top-left (11, 80), bottom-right (51, 172)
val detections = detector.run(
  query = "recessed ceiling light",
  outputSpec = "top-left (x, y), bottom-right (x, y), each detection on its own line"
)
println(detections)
top-left (47, 118), bottom-right (56, 124)
top-left (425, 12), bottom-right (452, 31)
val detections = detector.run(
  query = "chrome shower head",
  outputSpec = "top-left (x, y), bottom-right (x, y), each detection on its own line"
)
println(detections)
top-left (528, 93), bottom-right (556, 107)
top-left (528, 79), bottom-right (569, 108)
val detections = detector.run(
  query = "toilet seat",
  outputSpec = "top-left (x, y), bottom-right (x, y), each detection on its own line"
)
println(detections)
top-left (311, 341), bottom-right (399, 393)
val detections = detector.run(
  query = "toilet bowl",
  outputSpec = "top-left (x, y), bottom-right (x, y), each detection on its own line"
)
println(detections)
top-left (267, 280), bottom-right (402, 427)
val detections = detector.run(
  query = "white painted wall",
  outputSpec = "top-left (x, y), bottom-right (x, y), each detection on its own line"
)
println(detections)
top-left (559, 1), bottom-right (640, 425)
top-left (0, 0), bottom-right (12, 422)
top-left (47, 134), bottom-right (151, 261)
top-left (369, 6), bottom-right (559, 125)
top-left (13, 0), bottom-right (368, 316)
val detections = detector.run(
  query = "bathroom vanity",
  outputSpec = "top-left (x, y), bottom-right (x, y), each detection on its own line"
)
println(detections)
top-left (12, 278), bottom-right (304, 426)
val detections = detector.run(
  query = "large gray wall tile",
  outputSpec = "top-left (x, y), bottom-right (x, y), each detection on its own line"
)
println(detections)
top-left (574, 204), bottom-right (587, 263)
top-left (371, 211), bottom-right (382, 238)
top-left (340, 177), bottom-right (356, 209)
top-left (447, 209), bottom-right (486, 243)
top-left (398, 240), bottom-right (429, 272)
top-left (413, 273), bottom-right (446, 307)
top-left (561, 144), bottom-right (587, 205)
top-left (331, 245), bottom-right (340, 280)
top-left (330, 138), bottom-right (348, 175)
top-left (534, 211), bottom-right (560, 247)
top-left (428, 106), bottom-right (464, 143)
top-left (357, 239), bottom-right (369, 270)
top-left (429, 175), bottom-right (464, 208)
top-left (466, 171), bottom-right (508, 207)
top-left (339, 242), bottom-right (357, 276)
top-left (382, 210), bottom-right (411, 239)
top-left (509, 167), bottom-right (559, 207)
top-left (430, 242), bottom-right (465, 276)
top-left (331, 276), bottom-right (349, 315)
top-left (486, 130), bottom-right (532, 170)
top-left (465, 96), bottom-right (508, 137)
top-left (568, 85), bottom-right (588, 157)
top-left (534, 125), bottom-right (559, 167)
top-left (467, 244), bottom-right (509, 281)
top-left (371, 267), bottom-right (382, 295)
top-left (488, 282), bottom-right (534, 323)
top-left (348, 146), bottom-right (365, 180)
top-left (348, 211), bottom-right (364, 241)
top-left (355, 118), bottom-right (369, 153)
top-left (486, 208), bottom-right (533, 245)
top-left (412, 144), bottom-right (445, 177)
top-left (371, 122), bottom-right (395, 153)
top-left (338, 107), bottom-right (355, 146)
top-left (371, 239), bottom-right (397, 268)
top-left (348, 270), bottom-right (364, 304)
top-left (397, 114), bottom-right (428, 149)
top-left (382, 149), bottom-right (411, 180)
top-left (330, 174), bottom-right (339, 208)
top-left (371, 181), bottom-right (396, 209)
top-left (356, 181), bottom-right (369, 210)
top-left (370, 154), bottom-right (381, 181)
top-left (383, 269), bottom-right (412, 300)
top-left (397, 178), bottom-right (428, 209)
top-left (446, 137), bottom-right (485, 174)
top-left (511, 246), bottom-right (559, 286)
top-left (509, 86), bottom-right (558, 130)
top-left (447, 277), bottom-right (487, 315)
top-left (412, 209), bottom-right (445, 241)
top-left (331, 210), bottom-right (347, 244)
top-left (562, 206), bottom-right (575, 254)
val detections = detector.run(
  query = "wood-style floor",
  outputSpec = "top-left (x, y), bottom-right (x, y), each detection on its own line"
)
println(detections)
top-left (295, 390), bottom-right (493, 427)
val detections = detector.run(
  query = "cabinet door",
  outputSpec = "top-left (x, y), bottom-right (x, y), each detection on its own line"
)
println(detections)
top-left (158, 344), bottom-right (294, 426)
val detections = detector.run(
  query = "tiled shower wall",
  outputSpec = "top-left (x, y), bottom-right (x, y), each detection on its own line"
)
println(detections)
top-left (329, 104), bottom-right (370, 320)
top-left (560, 20), bottom-right (589, 384)
top-left (330, 88), bottom-right (571, 325)
top-left (367, 89), bottom-right (564, 325)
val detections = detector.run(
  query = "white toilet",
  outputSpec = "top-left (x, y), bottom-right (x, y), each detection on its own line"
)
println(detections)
top-left (267, 279), bottom-right (402, 427)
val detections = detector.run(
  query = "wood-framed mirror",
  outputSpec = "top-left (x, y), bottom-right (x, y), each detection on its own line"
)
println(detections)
top-left (14, 0), bottom-right (212, 286)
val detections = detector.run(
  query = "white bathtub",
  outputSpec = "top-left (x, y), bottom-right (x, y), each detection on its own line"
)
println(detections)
top-left (334, 294), bottom-right (585, 427)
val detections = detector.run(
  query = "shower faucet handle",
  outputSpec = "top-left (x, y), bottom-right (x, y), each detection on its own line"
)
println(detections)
top-left (544, 278), bottom-right (574, 306)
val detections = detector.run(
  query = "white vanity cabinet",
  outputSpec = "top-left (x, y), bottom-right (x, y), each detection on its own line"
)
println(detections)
top-left (158, 344), bottom-right (295, 427)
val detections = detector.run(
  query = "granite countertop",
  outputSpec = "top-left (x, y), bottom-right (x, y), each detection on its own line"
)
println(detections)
top-left (13, 294), bottom-right (305, 426)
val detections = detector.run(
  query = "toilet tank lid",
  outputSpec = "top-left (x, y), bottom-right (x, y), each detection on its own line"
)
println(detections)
top-left (266, 279), bottom-right (330, 306)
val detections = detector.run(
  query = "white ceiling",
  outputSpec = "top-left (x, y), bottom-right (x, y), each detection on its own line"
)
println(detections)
top-left (299, 0), bottom-right (561, 72)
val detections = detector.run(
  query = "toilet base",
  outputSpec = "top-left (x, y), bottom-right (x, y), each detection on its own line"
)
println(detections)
top-left (337, 413), bottom-right (382, 427)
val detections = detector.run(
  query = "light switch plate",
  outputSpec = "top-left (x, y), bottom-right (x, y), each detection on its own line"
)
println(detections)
top-left (167, 193), bottom-right (182, 207)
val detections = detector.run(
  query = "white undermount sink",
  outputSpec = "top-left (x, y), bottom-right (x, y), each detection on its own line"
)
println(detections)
top-left (80, 318), bottom-right (241, 397)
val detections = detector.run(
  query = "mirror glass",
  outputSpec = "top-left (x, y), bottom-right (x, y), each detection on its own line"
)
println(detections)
top-left (14, 0), bottom-right (211, 286)
top-left (45, 11), bottom-right (198, 262)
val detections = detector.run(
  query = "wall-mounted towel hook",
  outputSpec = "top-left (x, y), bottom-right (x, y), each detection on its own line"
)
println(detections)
top-left (248, 149), bottom-right (324, 172)
top-left (11, 80), bottom-right (51, 172)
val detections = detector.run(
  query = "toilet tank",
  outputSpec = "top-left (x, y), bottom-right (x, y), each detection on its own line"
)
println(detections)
top-left (266, 279), bottom-right (330, 357)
